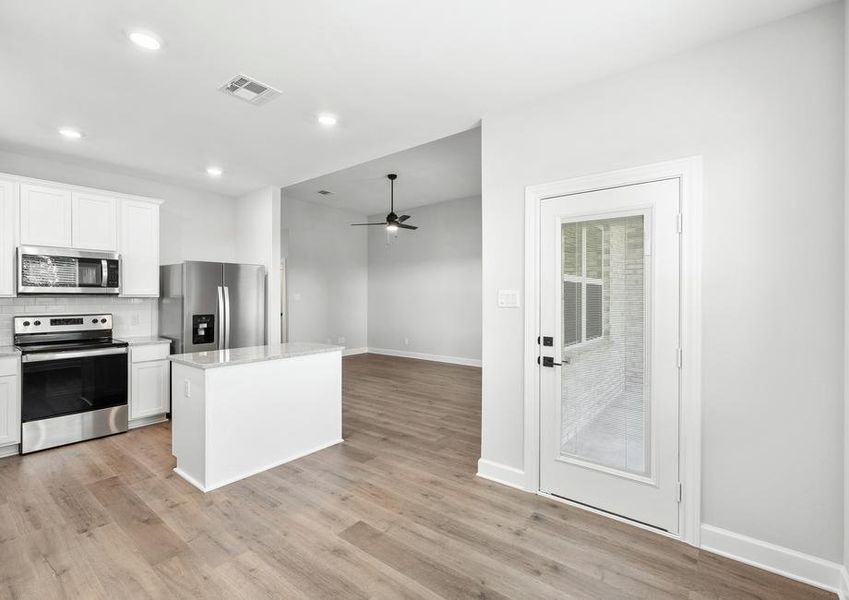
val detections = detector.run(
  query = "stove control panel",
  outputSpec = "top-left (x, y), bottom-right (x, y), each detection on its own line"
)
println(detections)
top-left (14, 314), bottom-right (113, 335)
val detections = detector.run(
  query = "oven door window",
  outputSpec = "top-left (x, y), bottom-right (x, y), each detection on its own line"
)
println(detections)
top-left (77, 259), bottom-right (105, 287)
top-left (21, 353), bottom-right (128, 422)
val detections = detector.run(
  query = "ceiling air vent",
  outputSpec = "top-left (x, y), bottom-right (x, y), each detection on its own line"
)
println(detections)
top-left (317, 190), bottom-right (333, 196)
top-left (218, 74), bottom-right (281, 106)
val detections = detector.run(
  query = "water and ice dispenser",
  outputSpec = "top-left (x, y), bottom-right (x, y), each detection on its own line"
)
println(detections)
top-left (192, 314), bottom-right (215, 345)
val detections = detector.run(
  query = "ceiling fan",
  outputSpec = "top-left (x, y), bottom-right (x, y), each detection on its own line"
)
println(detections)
top-left (351, 173), bottom-right (418, 231)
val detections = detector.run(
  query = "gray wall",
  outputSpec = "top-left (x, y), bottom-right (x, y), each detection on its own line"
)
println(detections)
top-left (368, 195), bottom-right (481, 362)
top-left (281, 196), bottom-right (368, 351)
top-left (844, 0), bottom-right (849, 583)
top-left (480, 3), bottom-right (843, 561)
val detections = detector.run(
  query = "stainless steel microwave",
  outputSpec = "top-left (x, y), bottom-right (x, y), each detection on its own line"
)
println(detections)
top-left (18, 246), bottom-right (121, 295)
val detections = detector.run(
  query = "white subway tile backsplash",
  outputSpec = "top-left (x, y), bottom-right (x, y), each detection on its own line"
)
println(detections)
top-left (0, 296), bottom-right (157, 344)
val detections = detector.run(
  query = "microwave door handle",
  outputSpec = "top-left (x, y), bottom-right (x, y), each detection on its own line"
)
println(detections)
top-left (101, 259), bottom-right (107, 287)
top-left (217, 286), bottom-right (225, 350)
top-left (223, 285), bottom-right (231, 350)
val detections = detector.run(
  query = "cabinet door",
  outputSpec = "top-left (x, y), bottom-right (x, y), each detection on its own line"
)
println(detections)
top-left (19, 183), bottom-right (72, 247)
top-left (72, 192), bottom-right (117, 251)
top-left (0, 179), bottom-right (16, 297)
top-left (0, 375), bottom-right (20, 447)
top-left (120, 199), bottom-right (160, 297)
top-left (131, 360), bottom-right (169, 419)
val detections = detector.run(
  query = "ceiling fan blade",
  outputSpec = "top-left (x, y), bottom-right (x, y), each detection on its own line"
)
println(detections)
top-left (397, 215), bottom-right (411, 223)
top-left (397, 223), bottom-right (418, 230)
top-left (351, 222), bottom-right (387, 226)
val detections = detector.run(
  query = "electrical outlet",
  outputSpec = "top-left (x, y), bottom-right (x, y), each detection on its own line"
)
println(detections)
top-left (184, 380), bottom-right (191, 398)
top-left (404, 337), bottom-right (409, 346)
top-left (337, 336), bottom-right (346, 345)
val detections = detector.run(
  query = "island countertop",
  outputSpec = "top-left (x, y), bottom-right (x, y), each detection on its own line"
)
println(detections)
top-left (168, 342), bottom-right (344, 370)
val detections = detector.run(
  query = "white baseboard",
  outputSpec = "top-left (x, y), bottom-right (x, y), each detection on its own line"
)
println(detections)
top-left (128, 414), bottom-right (168, 430)
top-left (700, 524), bottom-right (844, 595)
top-left (368, 347), bottom-right (482, 367)
top-left (476, 458), bottom-right (526, 490)
top-left (342, 347), bottom-right (368, 357)
top-left (840, 566), bottom-right (849, 600)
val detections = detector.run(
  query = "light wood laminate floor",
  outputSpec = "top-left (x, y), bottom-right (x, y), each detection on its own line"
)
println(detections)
top-left (0, 354), bottom-right (833, 599)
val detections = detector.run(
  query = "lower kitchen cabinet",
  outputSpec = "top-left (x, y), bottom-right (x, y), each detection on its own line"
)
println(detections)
top-left (128, 343), bottom-right (170, 427)
top-left (0, 358), bottom-right (21, 451)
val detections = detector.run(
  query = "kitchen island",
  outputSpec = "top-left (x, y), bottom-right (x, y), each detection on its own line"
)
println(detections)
top-left (168, 342), bottom-right (343, 492)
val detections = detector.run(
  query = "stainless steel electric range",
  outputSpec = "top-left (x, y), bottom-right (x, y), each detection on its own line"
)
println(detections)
top-left (14, 314), bottom-right (128, 454)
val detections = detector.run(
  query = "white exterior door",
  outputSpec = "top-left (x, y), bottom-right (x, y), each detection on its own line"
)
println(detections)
top-left (539, 178), bottom-right (681, 533)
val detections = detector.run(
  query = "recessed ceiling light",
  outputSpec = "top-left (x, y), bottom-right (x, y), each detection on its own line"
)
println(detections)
top-left (128, 30), bottom-right (162, 51)
top-left (206, 166), bottom-right (223, 177)
top-left (58, 127), bottom-right (83, 140)
top-left (317, 113), bottom-right (338, 126)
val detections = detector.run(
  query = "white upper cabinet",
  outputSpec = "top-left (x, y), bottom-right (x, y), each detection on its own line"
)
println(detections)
top-left (120, 199), bottom-right (160, 297)
top-left (0, 179), bottom-right (16, 297)
top-left (19, 183), bottom-right (72, 247)
top-left (0, 174), bottom-right (162, 298)
top-left (72, 191), bottom-right (118, 251)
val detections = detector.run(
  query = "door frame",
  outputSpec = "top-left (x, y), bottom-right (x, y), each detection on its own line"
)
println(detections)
top-left (523, 157), bottom-right (703, 546)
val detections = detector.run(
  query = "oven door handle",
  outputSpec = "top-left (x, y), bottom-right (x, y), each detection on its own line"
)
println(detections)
top-left (22, 347), bottom-right (128, 363)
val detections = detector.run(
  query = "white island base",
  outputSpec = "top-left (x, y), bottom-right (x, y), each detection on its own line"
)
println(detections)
top-left (169, 344), bottom-right (343, 492)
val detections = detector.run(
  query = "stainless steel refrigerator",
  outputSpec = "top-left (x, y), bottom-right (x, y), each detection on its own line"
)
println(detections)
top-left (159, 261), bottom-right (266, 354)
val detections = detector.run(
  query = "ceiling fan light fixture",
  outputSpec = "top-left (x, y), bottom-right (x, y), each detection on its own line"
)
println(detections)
top-left (350, 173), bottom-right (418, 232)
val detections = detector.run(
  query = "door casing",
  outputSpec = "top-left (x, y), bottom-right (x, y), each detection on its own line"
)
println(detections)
top-left (522, 157), bottom-right (703, 546)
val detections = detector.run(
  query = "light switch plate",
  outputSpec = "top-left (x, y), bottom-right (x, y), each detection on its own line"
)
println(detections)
top-left (497, 289), bottom-right (521, 308)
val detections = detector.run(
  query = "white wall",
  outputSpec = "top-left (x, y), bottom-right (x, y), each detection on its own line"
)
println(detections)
top-left (844, 0), bottom-right (849, 585)
top-left (0, 147), bottom-right (238, 265)
top-left (281, 196), bottom-right (368, 351)
top-left (367, 196), bottom-right (481, 362)
top-left (0, 146), bottom-right (241, 340)
top-left (235, 186), bottom-right (282, 345)
top-left (481, 3), bottom-right (844, 562)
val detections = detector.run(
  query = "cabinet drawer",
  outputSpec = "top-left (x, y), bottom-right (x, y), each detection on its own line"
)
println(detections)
top-left (0, 357), bottom-right (18, 377)
top-left (131, 344), bottom-right (170, 363)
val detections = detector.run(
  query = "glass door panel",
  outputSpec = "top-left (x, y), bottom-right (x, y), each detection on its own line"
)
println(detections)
top-left (559, 214), bottom-right (649, 477)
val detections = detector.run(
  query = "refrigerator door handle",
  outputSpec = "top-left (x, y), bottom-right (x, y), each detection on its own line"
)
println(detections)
top-left (223, 285), bottom-right (231, 350)
top-left (217, 285), bottom-right (225, 350)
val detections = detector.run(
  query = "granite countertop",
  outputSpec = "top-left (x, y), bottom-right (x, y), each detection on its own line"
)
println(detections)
top-left (168, 342), bottom-right (343, 370)
top-left (0, 346), bottom-right (20, 358)
top-left (116, 336), bottom-right (172, 346)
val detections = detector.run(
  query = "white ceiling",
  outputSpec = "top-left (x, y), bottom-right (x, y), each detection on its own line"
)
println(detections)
top-left (283, 128), bottom-right (480, 215)
top-left (0, 0), bottom-right (830, 197)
